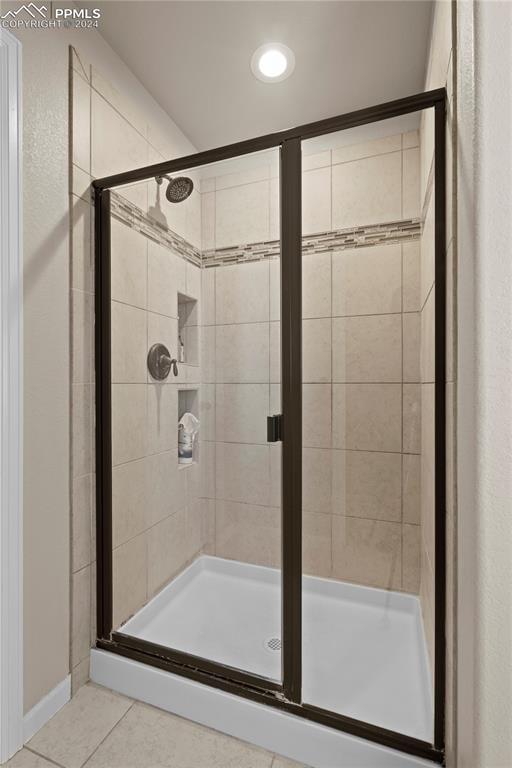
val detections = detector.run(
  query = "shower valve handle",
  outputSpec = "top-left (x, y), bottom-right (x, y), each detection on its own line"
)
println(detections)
top-left (147, 343), bottom-right (178, 380)
top-left (162, 353), bottom-right (179, 377)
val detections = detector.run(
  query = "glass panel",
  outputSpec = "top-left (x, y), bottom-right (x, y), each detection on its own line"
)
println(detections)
top-left (109, 147), bottom-right (282, 682)
top-left (301, 112), bottom-right (435, 741)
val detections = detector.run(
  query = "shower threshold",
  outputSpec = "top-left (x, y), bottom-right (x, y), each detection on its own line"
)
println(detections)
top-left (92, 556), bottom-right (434, 768)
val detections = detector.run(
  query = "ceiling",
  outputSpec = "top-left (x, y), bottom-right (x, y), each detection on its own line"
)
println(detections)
top-left (82, 1), bottom-right (433, 151)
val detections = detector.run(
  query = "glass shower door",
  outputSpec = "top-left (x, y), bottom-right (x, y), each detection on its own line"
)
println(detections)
top-left (95, 91), bottom-right (445, 763)
top-left (300, 113), bottom-right (435, 743)
top-left (107, 147), bottom-right (283, 686)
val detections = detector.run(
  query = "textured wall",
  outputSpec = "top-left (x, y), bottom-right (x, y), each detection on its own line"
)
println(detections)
top-left (6, 11), bottom-right (71, 716)
top-left (457, 1), bottom-right (512, 766)
top-left (5, 0), bottom-right (197, 712)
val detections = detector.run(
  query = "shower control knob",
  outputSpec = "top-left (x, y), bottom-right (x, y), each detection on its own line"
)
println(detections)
top-left (147, 343), bottom-right (178, 380)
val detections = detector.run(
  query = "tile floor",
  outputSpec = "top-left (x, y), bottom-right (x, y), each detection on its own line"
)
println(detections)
top-left (8, 684), bottom-right (305, 768)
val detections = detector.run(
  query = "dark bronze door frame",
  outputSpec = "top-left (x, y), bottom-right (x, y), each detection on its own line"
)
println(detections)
top-left (94, 88), bottom-right (447, 765)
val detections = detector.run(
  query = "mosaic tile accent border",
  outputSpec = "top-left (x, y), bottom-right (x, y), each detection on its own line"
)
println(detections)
top-left (202, 218), bottom-right (421, 269)
top-left (422, 155), bottom-right (435, 222)
top-left (110, 191), bottom-right (420, 271)
top-left (111, 191), bottom-right (202, 267)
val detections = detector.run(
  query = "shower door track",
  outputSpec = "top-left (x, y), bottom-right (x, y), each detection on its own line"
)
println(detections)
top-left (93, 88), bottom-right (447, 766)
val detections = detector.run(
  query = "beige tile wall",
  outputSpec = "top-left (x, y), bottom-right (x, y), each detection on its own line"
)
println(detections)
top-left (69, 47), bottom-right (207, 693)
top-left (419, 147), bottom-right (436, 685)
top-left (70, 49), bottom-right (95, 695)
top-left (200, 133), bottom-right (423, 593)
top-left (110, 222), bottom-right (211, 630)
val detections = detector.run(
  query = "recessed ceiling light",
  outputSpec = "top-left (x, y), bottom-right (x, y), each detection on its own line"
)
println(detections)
top-left (251, 43), bottom-right (295, 83)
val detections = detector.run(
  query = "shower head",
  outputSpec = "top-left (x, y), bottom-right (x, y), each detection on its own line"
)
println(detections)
top-left (155, 174), bottom-right (194, 203)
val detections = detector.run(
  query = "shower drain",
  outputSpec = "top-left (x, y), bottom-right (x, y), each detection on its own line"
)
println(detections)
top-left (264, 636), bottom-right (282, 652)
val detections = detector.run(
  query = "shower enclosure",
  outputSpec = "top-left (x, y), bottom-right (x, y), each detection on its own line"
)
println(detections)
top-left (93, 89), bottom-right (446, 765)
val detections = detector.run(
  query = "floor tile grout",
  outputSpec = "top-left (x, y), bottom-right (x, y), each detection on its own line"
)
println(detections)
top-left (24, 682), bottom-right (306, 768)
top-left (80, 700), bottom-right (136, 768)
top-left (25, 746), bottom-right (67, 768)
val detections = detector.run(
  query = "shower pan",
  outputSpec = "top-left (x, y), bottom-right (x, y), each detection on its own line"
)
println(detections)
top-left (91, 88), bottom-right (447, 768)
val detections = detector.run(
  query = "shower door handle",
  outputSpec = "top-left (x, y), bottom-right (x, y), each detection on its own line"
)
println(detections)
top-left (267, 414), bottom-right (282, 442)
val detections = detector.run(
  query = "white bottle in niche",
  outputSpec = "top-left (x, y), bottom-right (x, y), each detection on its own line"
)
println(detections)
top-left (178, 331), bottom-right (185, 362)
top-left (178, 412), bottom-right (200, 464)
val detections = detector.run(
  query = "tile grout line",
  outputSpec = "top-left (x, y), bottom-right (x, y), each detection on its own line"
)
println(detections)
top-left (70, 61), bottom-right (94, 694)
top-left (211, 238), bottom-right (217, 554)
top-left (201, 442), bottom-right (421, 456)
top-left (80, 700), bottom-right (137, 768)
top-left (329, 246), bottom-right (334, 576)
top-left (200, 310), bottom-right (420, 327)
top-left (25, 745), bottom-right (68, 768)
top-left (144, 229), bottom-right (150, 605)
top-left (69, 63), bottom-right (78, 687)
top-left (400, 242), bottom-right (405, 590)
top-left (87, 66), bottom-right (94, 681)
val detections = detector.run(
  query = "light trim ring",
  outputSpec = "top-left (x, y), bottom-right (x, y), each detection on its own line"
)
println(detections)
top-left (251, 43), bottom-right (295, 83)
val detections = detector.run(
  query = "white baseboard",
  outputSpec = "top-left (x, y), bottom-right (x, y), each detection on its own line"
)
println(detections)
top-left (23, 676), bottom-right (71, 743)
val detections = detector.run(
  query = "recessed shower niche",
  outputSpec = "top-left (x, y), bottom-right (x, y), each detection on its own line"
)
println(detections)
top-left (177, 293), bottom-right (198, 366)
top-left (94, 91), bottom-right (447, 768)
top-left (178, 388), bottom-right (199, 466)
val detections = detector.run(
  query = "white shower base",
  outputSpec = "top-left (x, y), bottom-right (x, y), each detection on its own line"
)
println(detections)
top-left (121, 556), bottom-right (432, 739)
top-left (92, 555), bottom-right (434, 768)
